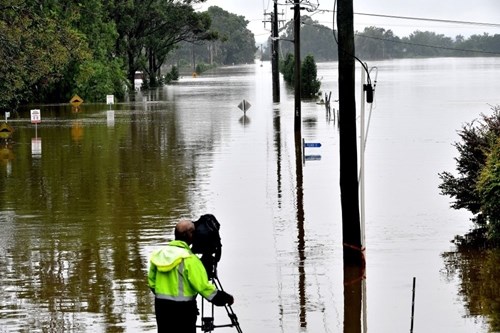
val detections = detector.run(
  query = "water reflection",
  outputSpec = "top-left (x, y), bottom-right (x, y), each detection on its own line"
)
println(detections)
top-left (0, 141), bottom-right (14, 176)
top-left (0, 58), bottom-right (499, 332)
top-left (294, 131), bottom-right (306, 328)
top-left (442, 248), bottom-right (500, 332)
top-left (238, 115), bottom-right (251, 126)
top-left (71, 120), bottom-right (84, 141)
top-left (343, 266), bottom-right (363, 333)
top-left (0, 96), bottom-right (219, 332)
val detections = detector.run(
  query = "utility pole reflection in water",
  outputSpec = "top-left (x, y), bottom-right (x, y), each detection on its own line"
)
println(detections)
top-left (344, 265), bottom-right (364, 333)
top-left (273, 107), bottom-right (282, 205)
top-left (294, 129), bottom-right (306, 328)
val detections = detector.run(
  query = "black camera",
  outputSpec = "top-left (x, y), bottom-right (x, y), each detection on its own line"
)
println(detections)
top-left (192, 214), bottom-right (222, 279)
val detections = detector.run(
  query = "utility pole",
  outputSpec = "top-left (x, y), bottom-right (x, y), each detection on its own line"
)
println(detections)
top-left (272, 0), bottom-right (280, 103)
top-left (293, 0), bottom-right (301, 133)
top-left (337, 0), bottom-right (363, 266)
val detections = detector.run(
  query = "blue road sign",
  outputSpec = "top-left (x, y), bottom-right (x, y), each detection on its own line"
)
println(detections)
top-left (305, 155), bottom-right (322, 161)
top-left (304, 142), bottom-right (321, 148)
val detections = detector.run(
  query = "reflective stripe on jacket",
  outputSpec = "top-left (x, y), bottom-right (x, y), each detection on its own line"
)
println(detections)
top-left (148, 240), bottom-right (217, 302)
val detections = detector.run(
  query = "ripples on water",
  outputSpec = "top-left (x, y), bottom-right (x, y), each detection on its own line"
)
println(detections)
top-left (0, 58), bottom-right (500, 332)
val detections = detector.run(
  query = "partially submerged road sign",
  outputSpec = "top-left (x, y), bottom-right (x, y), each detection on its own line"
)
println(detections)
top-left (30, 109), bottom-right (41, 124)
top-left (70, 95), bottom-right (84, 107)
top-left (303, 139), bottom-right (322, 163)
top-left (304, 142), bottom-right (321, 148)
top-left (305, 155), bottom-right (322, 161)
top-left (238, 99), bottom-right (251, 112)
top-left (106, 95), bottom-right (114, 105)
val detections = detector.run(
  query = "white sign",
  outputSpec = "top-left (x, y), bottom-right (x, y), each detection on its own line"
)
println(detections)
top-left (106, 95), bottom-right (115, 105)
top-left (30, 109), bottom-right (41, 124)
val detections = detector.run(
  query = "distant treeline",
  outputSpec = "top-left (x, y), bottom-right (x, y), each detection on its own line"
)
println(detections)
top-left (169, 6), bottom-right (257, 71)
top-left (0, 2), bottom-right (255, 112)
top-left (264, 16), bottom-right (500, 61)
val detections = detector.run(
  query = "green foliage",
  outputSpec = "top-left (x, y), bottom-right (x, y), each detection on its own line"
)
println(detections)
top-left (0, 2), bottom-right (90, 109)
top-left (208, 6), bottom-right (257, 64)
top-left (279, 53), bottom-right (321, 98)
top-left (301, 55), bottom-right (321, 97)
top-left (195, 62), bottom-right (216, 74)
top-left (279, 53), bottom-right (295, 84)
top-left (170, 6), bottom-right (256, 67)
top-left (112, 0), bottom-right (215, 87)
top-left (164, 66), bottom-right (180, 84)
top-left (0, 0), bottom-right (217, 110)
top-left (205, 6), bottom-right (256, 64)
top-left (439, 106), bottom-right (500, 246)
top-left (477, 138), bottom-right (500, 244)
top-left (355, 27), bottom-right (405, 59)
top-left (76, 59), bottom-right (126, 102)
top-left (278, 16), bottom-right (338, 62)
top-left (267, 17), bottom-right (500, 61)
top-left (443, 248), bottom-right (500, 331)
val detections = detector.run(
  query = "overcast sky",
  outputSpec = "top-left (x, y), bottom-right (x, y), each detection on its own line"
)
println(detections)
top-left (196, 0), bottom-right (500, 44)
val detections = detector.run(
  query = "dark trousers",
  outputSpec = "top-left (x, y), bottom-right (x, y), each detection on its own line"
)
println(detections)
top-left (155, 298), bottom-right (198, 333)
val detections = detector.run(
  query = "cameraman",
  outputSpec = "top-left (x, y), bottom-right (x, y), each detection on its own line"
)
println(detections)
top-left (148, 220), bottom-right (234, 333)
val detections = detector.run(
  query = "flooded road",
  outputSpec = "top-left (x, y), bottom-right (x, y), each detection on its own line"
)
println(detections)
top-left (1, 57), bottom-right (500, 332)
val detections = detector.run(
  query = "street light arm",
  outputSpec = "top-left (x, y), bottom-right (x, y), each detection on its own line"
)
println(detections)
top-left (270, 37), bottom-right (294, 43)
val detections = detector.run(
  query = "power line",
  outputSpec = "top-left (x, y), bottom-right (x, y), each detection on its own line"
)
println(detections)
top-left (355, 33), bottom-right (500, 56)
top-left (315, 9), bottom-right (500, 29)
top-left (354, 12), bottom-right (500, 29)
top-left (300, 20), bottom-right (500, 56)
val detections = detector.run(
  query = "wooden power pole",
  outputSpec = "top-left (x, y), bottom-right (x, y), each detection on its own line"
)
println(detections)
top-left (293, 0), bottom-right (301, 133)
top-left (272, 0), bottom-right (280, 103)
top-left (337, 0), bottom-right (363, 266)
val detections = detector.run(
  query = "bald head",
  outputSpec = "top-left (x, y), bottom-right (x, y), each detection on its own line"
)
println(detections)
top-left (175, 220), bottom-right (195, 244)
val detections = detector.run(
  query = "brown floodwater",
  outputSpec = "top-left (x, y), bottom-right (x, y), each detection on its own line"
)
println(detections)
top-left (0, 57), bottom-right (500, 332)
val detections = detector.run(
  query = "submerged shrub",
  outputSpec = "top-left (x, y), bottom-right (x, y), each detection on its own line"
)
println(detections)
top-left (439, 106), bottom-right (500, 247)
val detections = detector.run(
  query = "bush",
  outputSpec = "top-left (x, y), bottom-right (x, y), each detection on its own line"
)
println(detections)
top-left (477, 137), bottom-right (500, 244)
top-left (439, 106), bottom-right (500, 246)
top-left (76, 59), bottom-right (126, 101)
top-left (164, 66), bottom-right (179, 84)
top-left (301, 54), bottom-right (321, 97)
top-left (279, 53), bottom-right (295, 84)
top-left (195, 62), bottom-right (216, 75)
top-left (279, 53), bottom-right (321, 97)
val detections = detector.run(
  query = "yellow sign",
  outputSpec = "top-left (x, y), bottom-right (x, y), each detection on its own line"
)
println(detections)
top-left (70, 95), bottom-right (84, 107)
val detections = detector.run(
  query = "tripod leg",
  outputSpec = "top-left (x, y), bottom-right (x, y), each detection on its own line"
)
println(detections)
top-left (213, 276), bottom-right (243, 333)
top-left (199, 296), bottom-right (215, 332)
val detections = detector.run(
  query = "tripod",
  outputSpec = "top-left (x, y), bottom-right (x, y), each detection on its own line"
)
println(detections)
top-left (198, 271), bottom-right (242, 332)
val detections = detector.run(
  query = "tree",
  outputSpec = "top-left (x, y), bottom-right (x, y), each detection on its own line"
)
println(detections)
top-left (301, 55), bottom-right (321, 98)
top-left (143, 3), bottom-right (215, 86)
top-left (181, 6), bottom-right (256, 66)
top-left (211, 7), bottom-right (256, 64)
top-left (279, 15), bottom-right (338, 62)
top-left (403, 31), bottom-right (454, 57)
top-left (439, 106), bottom-right (500, 246)
top-left (279, 53), bottom-right (321, 98)
top-left (280, 53), bottom-right (295, 84)
top-left (356, 27), bottom-right (403, 59)
top-left (0, 1), bottom-right (90, 110)
top-left (112, 0), bottom-right (213, 88)
top-left (477, 136), bottom-right (500, 244)
top-left (43, 0), bottom-right (126, 102)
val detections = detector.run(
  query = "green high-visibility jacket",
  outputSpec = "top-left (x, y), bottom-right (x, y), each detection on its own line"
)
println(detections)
top-left (148, 240), bottom-right (217, 302)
